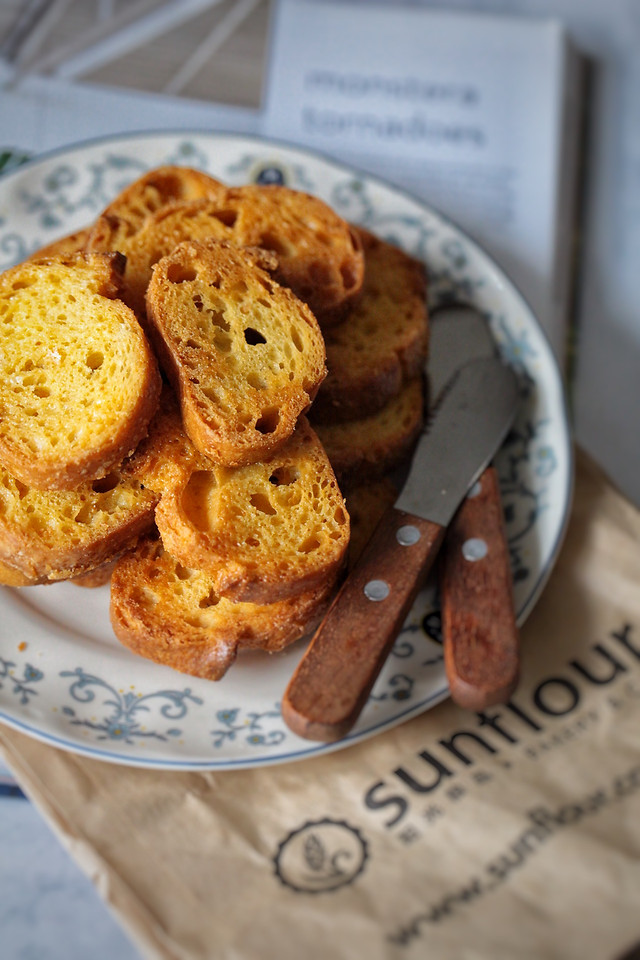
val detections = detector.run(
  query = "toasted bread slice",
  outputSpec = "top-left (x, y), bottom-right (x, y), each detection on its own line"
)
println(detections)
top-left (98, 165), bottom-right (226, 233)
top-left (313, 227), bottom-right (428, 422)
top-left (145, 239), bottom-right (326, 466)
top-left (315, 378), bottom-right (425, 487)
top-left (154, 416), bottom-right (350, 603)
top-left (0, 253), bottom-right (161, 490)
top-left (0, 455), bottom-right (158, 585)
top-left (88, 185), bottom-right (364, 325)
top-left (110, 535), bottom-right (336, 680)
top-left (28, 227), bottom-right (92, 261)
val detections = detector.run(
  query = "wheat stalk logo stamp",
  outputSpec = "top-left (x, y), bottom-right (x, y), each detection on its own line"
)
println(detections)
top-left (274, 818), bottom-right (369, 893)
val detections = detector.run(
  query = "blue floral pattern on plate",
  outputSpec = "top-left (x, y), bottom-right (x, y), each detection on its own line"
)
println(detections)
top-left (0, 656), bottom-right (44, 705)
top-left (59, 668), bottom-right (203, 743)
top-left (0, 132), bottom-right (572, 770)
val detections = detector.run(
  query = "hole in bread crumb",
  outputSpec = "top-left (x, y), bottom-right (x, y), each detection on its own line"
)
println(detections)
top-left (214, 332), bottom-right (232, 352)
top-left (192, 295), bottom-right (204, 312)
top-left (198, 588), bottom-right (219, 608)
top-left (209, 309), bottom-right (230, 331)
top-left (182, 470), bottom-right (217, 530)
top-left (255, 408), bottom-right (280, 435)
top-left (174, 563), bottom-right (191, 580)
top-left (209, 209), bottom-right (237, 228)
top-left (349, 227), bottom-right (363, 252)
top-left (92, 472), bottom-right (121, 493)
top-left (250, 493), bottom-right (276, 516)
top-left (244, 327), bottom-right (267, 346)
top-left (290, 328), bottom-right (303, 352)
top-left (167, 263), bottom-right (197, 284)
top-left (186, 339), bottom-right (200, 349)
top-left (340, 259), bottom-right (359, 290)
top-left (245, 536), bottom-right (260, 547)
top-left (74, 504), bottom-right (93, 524)
top-left (269, 466), bottom-right (298, 486)
top-left (86, 351), bottom-right (104, 370)
top-left (246, 372), bottom-right (266, 390)
top-left (14, 480), bottom-right (29, 500)
top-left (309, 261), bottom-right (332, 285)
top-left (258, 231), bottom-right (289, 257)
top-left (33, 386), bottom-right (50, 398)
top-left (257, 276), bottom-right (275, 294)
top-left (298, 535), bottom-right (321, 554)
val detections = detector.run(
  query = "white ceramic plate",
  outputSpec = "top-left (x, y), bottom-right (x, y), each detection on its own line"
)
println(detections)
top-left (0, 131), bottom-right (572, 769)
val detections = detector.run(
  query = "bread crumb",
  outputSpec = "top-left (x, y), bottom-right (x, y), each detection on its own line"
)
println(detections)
top-left (18, 641), bottom-right (27, 651)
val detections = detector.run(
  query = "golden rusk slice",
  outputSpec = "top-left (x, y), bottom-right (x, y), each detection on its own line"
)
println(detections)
top-left (145, 239), bottom-right (326, 467)
top-left (110, 536), bottom-right (337, 680)
top-left (154, 416), bottom-right (350, 604)
top-left (0, 253), bottom-right (161, 490)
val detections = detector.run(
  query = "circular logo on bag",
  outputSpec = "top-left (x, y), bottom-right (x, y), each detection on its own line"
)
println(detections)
top-left (274, 818), bottom-right (368, 894)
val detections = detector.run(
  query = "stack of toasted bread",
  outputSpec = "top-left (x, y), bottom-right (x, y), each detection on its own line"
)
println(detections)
top-left (0, 166), bottom-right (428, 681)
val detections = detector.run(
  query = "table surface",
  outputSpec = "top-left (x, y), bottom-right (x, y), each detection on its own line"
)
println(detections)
top-left (1, 767), bottom-right (142, 960)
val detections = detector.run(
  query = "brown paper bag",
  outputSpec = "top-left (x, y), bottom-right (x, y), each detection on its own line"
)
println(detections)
top-left (2, 449), bottom-right (640, 960)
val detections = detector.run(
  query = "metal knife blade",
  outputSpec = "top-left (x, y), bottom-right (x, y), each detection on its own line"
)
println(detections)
top-left (395, 356), bottom-right (517, 523)
top-left (282, 355), bottom-right (519, 742)
top-left (428, 305), bottom-right (495, 401)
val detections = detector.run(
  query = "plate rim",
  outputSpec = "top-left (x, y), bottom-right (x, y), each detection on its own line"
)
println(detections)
top-left (0, 128), bottom-right (574, 770)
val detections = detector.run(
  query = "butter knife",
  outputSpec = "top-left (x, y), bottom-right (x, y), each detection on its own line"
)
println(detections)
top-left (430, 306), bottom-right (520, 710)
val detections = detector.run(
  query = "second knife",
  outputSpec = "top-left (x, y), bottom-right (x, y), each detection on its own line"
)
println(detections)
top-left (429, 306), bottom-right (520, 711)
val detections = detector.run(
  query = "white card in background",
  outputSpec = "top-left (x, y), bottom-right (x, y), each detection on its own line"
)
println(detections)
top-left (264, 0), bottom-right (583, 364)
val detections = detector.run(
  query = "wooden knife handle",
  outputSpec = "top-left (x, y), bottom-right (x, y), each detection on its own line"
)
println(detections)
top-left (440, 466), bottom-right (519, 711)
top-left (282, 507), bottom-right (445, 742)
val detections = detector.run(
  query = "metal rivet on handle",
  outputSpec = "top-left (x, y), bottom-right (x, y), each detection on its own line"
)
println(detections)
top-left (462, 538), bottom-right (488, 562)
top-left (396, 525), bottom-right (421, 546)
top-left (364, 579), bottom-right (390, 601)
